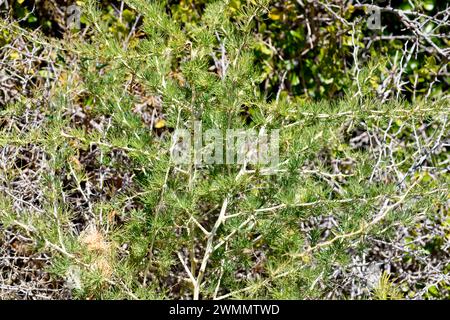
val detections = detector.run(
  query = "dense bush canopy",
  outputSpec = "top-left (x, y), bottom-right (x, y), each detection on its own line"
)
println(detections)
top-left (0, 0), bottom-right (448, 300)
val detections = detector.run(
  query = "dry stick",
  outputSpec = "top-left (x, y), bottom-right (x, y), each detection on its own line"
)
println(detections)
top-left (293, 177), bottom-right (420, 259)
top-left (351, 21), bottom-right (362, 98)
top-left (0, 187), bottom-right (45, 214)
top-left (255, 196), bottom-right (381, 213)
top-left (369, 119), bottom-right (393, 182)
top-left (398, 115), bottom-right (448, 186)
top-left (124, 14), bottom-right (141, 49)
top-left (194, 197), bottom-right (229, 300)
top-left (396, 11), bottom-right (449, 59)
top-left (356, 4), bottom-right (450, 58)
top-left (177, 195), bottom-right (237, 300)
top-left (318, 1), bottom-right (351, 26)
top-left (275, 71), bottom-right (287, 103)
top-left (214, 215), bottom-right (255, 252)
top-left (177, 251), bottom-right (197, 287)
top-left (213, 242), bottom-right (228, 300)
top-left (215, 260), bottom-right (305, 300)
top-left (68, 162), bottom-right (93, 221)
top-left (215, 282), bottom-right (263, 300)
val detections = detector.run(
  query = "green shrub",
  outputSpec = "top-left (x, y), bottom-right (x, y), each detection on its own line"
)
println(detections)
top-left (0, 0), bottom-right (448, 300)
